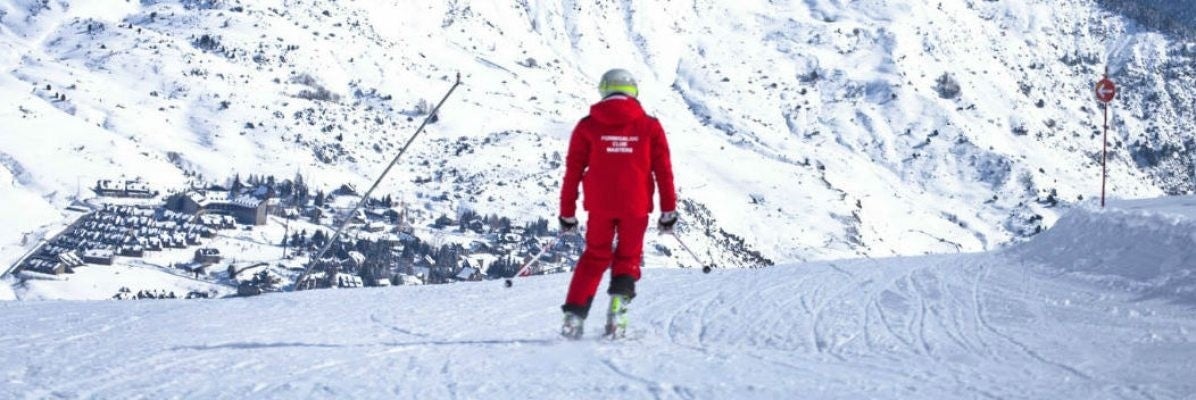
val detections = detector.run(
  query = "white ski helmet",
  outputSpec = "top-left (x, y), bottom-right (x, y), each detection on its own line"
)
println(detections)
top-left (599, 68), bottom-right (638, 98)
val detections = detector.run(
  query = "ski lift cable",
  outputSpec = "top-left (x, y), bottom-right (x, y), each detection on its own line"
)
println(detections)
top-left (295, 73), bottom-right (464, 290)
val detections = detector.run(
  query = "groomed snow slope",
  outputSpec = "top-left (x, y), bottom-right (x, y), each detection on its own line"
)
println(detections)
top-left (1, 199), bottom-right (1195, 399)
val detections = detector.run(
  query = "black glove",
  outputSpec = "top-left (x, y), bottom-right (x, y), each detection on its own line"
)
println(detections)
top-left (658, 212), bottom-right (678, 232)
top-left (559, 216), bottom-right (579, 232)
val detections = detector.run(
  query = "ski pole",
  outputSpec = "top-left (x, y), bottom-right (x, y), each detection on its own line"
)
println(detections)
top-left (295, 73), bottom-right (463, 291)
top-left (505, 231), bottom-right (568, 288)
top-left (670, 232), bottom-right (713, 273)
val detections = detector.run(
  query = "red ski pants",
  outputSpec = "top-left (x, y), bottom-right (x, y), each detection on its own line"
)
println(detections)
top-left (563, 213), bottom-right (649, 316)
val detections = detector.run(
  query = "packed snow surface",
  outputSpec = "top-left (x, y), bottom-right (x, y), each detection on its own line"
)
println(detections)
top-left (1, 198), bottom-right (1195, 399)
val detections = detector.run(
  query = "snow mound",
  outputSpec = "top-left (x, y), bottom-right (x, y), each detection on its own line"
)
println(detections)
top-left (1011, 197), bottom-right (1196, 305)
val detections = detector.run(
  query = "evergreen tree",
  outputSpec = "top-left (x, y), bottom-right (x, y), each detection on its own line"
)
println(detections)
top-left (278, 179), bottom-right (294, 199)
top-left (312, 230), bottom-right (328, 248)
top-left (314, 190), bottom-right (326, 207)
top-left (230, 174), bottom-right (244, 194)
top-left (294, 172), bottom-right (309, 203)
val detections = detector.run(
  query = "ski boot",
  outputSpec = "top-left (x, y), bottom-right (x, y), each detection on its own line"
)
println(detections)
top-left (604, 294), bottom-right (630, 339)
top-left (561, 311), bottom-right (585, 340)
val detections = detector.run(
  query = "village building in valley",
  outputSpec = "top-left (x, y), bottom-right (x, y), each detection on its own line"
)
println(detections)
top-left (8, 174), bottom-right (582, 299)
top-left (166, 190), bottom-right (271, 226)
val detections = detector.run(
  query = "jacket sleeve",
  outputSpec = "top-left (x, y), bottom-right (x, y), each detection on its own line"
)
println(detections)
top-left (560, 120), bottom-right (590, 218)
top-left (650, 118), bottom-right (677, 213)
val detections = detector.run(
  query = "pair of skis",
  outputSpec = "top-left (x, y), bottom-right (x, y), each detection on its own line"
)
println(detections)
top-left (499, 230), bottom-right (621, 340)
top-left (506, 229), bottom-right (713, 341)
top-left (560, 293), bottom-right (629, 340)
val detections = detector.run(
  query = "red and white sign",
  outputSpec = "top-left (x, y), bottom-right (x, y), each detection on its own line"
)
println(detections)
top-left (1095, 77), bottom-right (1116, 103)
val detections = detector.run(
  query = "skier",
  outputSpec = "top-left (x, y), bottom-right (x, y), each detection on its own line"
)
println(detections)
top-left (559, 69), bottom-right (677, 339)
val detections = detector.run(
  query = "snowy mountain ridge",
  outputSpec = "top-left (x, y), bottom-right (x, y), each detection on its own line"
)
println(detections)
top-left (1, 0), bottom-right (1194, 271)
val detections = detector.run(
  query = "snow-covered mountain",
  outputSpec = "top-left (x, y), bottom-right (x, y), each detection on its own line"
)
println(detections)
top-left (1, 0), bottom-right (1194, 268)
top-left (2, 198), bottom-right (1195, 398)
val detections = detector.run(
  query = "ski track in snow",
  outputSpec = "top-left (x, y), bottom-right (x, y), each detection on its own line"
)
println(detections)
top-left (12, 201), bottom-right (1196, 398)
top-left (3, 231), bottom-right (1196, 398)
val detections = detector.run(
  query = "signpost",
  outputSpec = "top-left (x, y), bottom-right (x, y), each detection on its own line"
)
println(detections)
top-left (1095, 71), bottom-right (1117, 207)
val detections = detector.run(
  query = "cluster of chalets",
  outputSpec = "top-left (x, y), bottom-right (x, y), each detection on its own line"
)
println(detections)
top-left (21, 205), bottom-right (232, 275)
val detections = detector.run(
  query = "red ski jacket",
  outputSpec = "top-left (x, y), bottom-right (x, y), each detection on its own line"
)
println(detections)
top-left (560, 96), bottom-right (677, 218)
